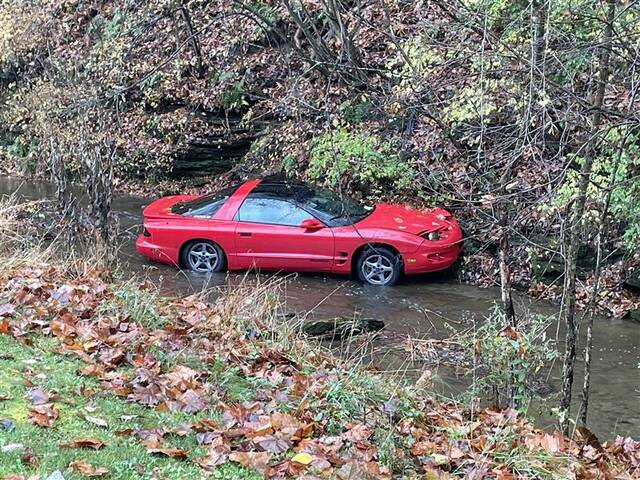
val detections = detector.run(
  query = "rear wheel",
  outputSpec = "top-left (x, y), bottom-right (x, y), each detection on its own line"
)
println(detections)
top-left (181, 240), bottom-right (225, 273)
top-left (356, 247), bottom-right (401, 286)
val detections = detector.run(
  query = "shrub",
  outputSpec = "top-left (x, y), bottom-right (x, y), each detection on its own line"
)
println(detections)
top-left (450, 305), bottom-right (559, 412)
top-left (307, 129), bottom-right (414, 196)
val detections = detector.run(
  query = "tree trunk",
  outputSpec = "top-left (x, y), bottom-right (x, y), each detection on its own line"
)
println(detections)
top-left (559, 0), bottom-right (615, 435)
top-left (579, 132), bottom-right (626, 425)
top-left (178, 1), bottom-right (205, 79)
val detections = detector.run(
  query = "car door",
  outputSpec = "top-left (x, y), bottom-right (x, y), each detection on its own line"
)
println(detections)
top-left (234, 196), bottom-right (335, 272)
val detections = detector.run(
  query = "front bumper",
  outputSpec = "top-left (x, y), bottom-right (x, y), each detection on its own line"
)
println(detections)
top-left (403, 242), bottom-right (463, 274)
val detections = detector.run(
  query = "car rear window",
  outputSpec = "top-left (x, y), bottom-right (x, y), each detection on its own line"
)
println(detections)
top-left (171, 184), bottom-right (240, 217)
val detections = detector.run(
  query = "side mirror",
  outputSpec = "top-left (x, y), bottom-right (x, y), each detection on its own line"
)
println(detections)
top-left (300, 218), bottom-right (325, 230)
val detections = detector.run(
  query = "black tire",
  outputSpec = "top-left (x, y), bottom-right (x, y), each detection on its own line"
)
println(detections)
top-left (356, 246), bottom-right (402, 286)
top-left (180, 240), bottom-right (226, 273)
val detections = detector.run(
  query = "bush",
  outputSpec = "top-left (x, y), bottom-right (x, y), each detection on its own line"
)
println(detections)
top-left (450, 305), bottom-right (559, 412)
top-left (307, 129), bottom-right (414, 196)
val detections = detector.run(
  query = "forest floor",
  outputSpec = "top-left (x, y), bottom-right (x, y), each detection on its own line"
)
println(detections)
top-left (0, 200), bottom-right (638, 479)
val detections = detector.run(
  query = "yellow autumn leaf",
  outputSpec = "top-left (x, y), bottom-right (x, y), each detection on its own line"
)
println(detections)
top-left (291, 452), bottom-right (313, 465)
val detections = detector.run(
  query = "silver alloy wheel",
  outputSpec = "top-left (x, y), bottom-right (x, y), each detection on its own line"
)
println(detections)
top-left (361, 254), bottom-right (394, 285)
top-left (187, 242), bottom-right (219, 273)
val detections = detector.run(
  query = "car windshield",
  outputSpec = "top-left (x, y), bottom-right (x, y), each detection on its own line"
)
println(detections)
top-left (290, 185), bottom-right (373, 226)
top-left (172, 184), bottom-right (240, 216)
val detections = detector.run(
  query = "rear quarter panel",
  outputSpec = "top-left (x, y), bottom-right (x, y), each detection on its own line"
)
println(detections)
top-left (145, 217), bottom-right (237, 267)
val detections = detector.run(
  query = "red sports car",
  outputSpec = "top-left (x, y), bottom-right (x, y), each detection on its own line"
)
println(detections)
top-left (136, 176), bottom-right (463, 286)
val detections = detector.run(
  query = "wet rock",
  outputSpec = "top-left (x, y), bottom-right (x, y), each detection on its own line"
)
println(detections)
top-left (169, 110), bottom-right (268, 179)
top-left (303, 317), bottom-right (384, 340)
top-left (530, 244), bottom-right (595, 280)
top-left (624, 270), bottom-right (640, 292)
top-left (624, 309), bottom-right (640, 323)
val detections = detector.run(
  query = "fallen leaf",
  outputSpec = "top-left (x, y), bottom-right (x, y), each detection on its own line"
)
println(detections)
top-left (1, 418), bottom-right (15, 431)
top-left (229, 451), bottom-right (270, 474)
top-left (146, 447), bottom-right (188, 459)
top-left (28, 403), bottom-right (58, 427)
top-left (499, 325), bottom-right (518, 341)
top-left (2, 443), bottom-right (24, 453)
top-left (27, 386), bottom-right (51, 405)
top-left (0, 303), bottom-right (15, 317)
top-left (0, 318), bottom-right (10, 334)
top-left (69, 460), bottom-right (109, 477)
top-left (59, 438), bottom-right (105, 450)
top-left (45, 471), bottom-right (65, 480)
top-left (20, 447), bottom-right (39, 467)
top-left (291, 452), bottom-right (313, 465)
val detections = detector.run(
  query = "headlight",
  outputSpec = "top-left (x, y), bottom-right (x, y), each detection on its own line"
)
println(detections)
top-left (427, 231), bottom-right (439, 241)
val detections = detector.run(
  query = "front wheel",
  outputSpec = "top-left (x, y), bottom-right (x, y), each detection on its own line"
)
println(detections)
top-left (356, 247), bottom-right (402, 286)
top-left (181, 240), bottom-right (225, 273)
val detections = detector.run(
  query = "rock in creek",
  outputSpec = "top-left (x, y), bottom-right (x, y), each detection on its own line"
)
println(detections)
top-left (302, 317), bottom-right (385, 340)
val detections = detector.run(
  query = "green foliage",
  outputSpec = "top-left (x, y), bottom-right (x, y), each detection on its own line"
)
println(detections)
top-left (308, 129), bottom-right (414, 196)
top-left (99, 281), bottom-right (165, 329)
top-left (451, 305), bottom-right (559, 412)
top-left (4, 138), bottom-right (38, 174)
top-left (282, 154), bottom-right (296, 178)
top-left (249, 1), bottom-right (279, 34)
top-left (219, 81), bottom-right (246, 110)
top-left (547, 129), bottom-right (640, 249)
top-left (386, 35), bottom-right (444, 94)
top-left (463, 0), bottom-right (528, 30)
top-left (338, 98), bottom-right (376, 124)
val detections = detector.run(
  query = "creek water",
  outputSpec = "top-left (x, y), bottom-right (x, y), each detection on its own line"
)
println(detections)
top-left (1, 176), bottom-right (638, 439)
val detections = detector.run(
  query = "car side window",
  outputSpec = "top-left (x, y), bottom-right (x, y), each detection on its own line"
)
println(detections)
top-left (236, 198), bottom-right (310, 226)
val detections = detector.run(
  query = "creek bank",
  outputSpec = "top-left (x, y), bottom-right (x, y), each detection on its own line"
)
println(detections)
top-left (0, 255), bottom-right (638, 479)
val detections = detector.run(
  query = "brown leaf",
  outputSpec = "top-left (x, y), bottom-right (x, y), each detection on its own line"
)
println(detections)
top-left (50, 312), bottom-right (77, 338)
top-left (60, 438), bottom-right (105, 450)
top-left (69, 460), bottom-right (109, 477)
top-left (20, 447), bottom-right (39, 467)
top-left (0, 319), bottom-right (11, 335)
top-left (195, 437), bottom-right (231, 471)
top-left (498, 325), bottom-right (519, 341)
top-left (524, 431), bottom-right (565, 454)
top-left (78, 364), bottom-right (107, 378)
top-left (28, 403), bottom-right (58, 427)
top-left (255, 434), bottom-right (291, 454)
top-left (180, 388), bottom-right (207, 413)
top-left (0, 303), bottom-right (15, 317)
top-left (147, 447), bottom-right (188, 459)
top-left (344, 423), bottom-right (372, 443)
top-left (229, 451), bottom-right (270, 474)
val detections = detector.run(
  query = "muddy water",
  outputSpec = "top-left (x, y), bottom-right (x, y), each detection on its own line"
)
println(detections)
top-left (1, 176), bottom-right (638, 439)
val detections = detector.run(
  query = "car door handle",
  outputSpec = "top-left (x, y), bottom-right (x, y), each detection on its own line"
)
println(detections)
top-left (238, 232), bottom-right (252, 237)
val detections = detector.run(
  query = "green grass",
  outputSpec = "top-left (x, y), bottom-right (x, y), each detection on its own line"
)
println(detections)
top-left (0, 335), bottom-right (259, 480)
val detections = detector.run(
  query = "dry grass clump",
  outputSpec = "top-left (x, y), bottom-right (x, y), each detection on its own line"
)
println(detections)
top-left (0, 193), bottom-right (113, 280)
top-left (0, 194), bottom-right (57, 269)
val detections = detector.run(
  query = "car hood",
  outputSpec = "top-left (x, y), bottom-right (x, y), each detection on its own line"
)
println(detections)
top-left (354, 203), bottom-right (453, 235)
